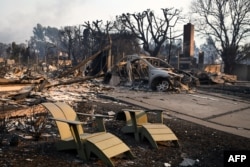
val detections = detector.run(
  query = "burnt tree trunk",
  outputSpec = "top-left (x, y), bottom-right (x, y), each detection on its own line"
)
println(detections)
top-left (221, 46), bottom-right (237, 74)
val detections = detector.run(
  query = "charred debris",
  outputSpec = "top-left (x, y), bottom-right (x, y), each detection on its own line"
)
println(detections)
top-left (0, 45), bottom-right (247, 143)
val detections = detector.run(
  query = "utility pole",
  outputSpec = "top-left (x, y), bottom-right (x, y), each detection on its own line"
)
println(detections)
top-left (168, 27), bottom-right (172, 63)
top-left (19, 53), bottom-right (21, 68)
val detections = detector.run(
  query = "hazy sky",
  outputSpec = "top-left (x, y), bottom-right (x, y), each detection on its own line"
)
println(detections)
top-left (0, 0), bottom-right (192, 44)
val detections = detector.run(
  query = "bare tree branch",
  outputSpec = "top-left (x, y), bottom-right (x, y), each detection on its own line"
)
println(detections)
top-left (116, 8), bottom-right (184, 57)
top-left (190, 0), bottom-right (250, 73)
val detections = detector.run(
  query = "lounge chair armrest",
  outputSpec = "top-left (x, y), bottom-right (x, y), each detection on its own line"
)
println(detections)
top-left (122, 109), bottom-right (142, 112)
top-left (128, 110), bottom-right (141, 142)
top-left (76, 113), bottom-right (113, 118)
top-left (128, 110), bottom-right (139, 129)
top-left (145, 109), bottom-right (164, 123)
top-left (75, 113), bottom-right (111, 132)
top-left (124, 109), bottom-right (147, 126)
top-left (49, 117), bottom-right (85, 125)
top-left (145, 109), bottom-right (164, 113)
top-left (94, 114), bottom-right (114, 118)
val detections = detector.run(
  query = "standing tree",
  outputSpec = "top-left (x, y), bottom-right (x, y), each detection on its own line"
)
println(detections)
top-left (9, 42), bottom-right (21, 62)
top-left (112, 19), bottom-right (141, 62)
top-left (59, 26), bottom-right (74, 63)
top-left (59, 26), bottom-right (85, 65)
top-left (29, 24), bottom-right (61, 64)
top-left (30, 24), bottom-right (47, 58)
top-left (81, 20), bottom-right (113, 75)
top-left (190, 0), bottom-right (250, 74)
top-left (116, 8), bottom-right (184, 57)
top-left (200, 36), bottom-right (220, 64)
top-left (82, 20), bottom-right (113, 52)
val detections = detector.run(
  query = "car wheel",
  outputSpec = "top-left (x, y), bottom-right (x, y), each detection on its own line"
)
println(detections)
top-left (155, 79), bottom-right (171, 92)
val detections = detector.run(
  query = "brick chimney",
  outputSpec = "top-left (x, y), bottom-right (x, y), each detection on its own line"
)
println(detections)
top-left (183, 23), bottom-right (194, 57)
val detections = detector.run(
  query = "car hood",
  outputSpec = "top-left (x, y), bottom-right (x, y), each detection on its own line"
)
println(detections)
top-left (151, 67), bottom-right (184, 78)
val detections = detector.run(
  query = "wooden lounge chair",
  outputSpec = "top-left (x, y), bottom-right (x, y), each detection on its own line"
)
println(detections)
top-left (41, 102), bottom-right (133, 167)
top-left (121, 109), bottom-right (178, 149)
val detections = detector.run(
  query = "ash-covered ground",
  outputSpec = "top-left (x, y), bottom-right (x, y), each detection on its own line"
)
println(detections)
top-left (1, 98), bottom-right (250, 167)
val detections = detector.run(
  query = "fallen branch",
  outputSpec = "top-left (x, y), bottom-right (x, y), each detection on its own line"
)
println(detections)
top-left (45, 73), bottom-right (104, 89)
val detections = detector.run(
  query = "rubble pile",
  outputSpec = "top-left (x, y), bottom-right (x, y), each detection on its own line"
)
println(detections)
top-left (0, 64), bottom-right (119, 144)
top-left (0, 78), bottom-right (119, 146)
top-left (196, 71), bottom-right (237, 85)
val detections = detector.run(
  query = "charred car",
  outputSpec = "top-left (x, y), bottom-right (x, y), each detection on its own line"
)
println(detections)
top-left (112, 54), bottom-right (199, 92)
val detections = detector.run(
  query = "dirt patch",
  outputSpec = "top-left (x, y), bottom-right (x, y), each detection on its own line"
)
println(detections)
top-left (1, 99), bottom-right (249, 167)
